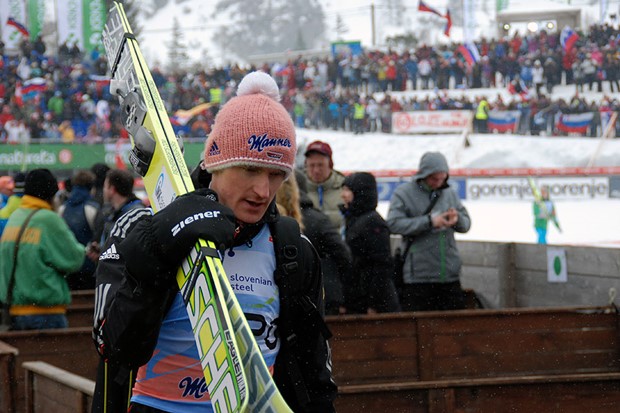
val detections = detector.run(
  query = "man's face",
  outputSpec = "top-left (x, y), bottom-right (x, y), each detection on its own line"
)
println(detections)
top-left (305, 153), bottom-right (332, 184)
top-left (425, 171), bottom-right (448, 190)
top-left (210, 166), bottom-right (286, 224)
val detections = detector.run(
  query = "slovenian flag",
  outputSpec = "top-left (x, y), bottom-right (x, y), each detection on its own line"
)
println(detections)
top-left (488, 110), bottom-right (521, 133)
top-left (457, 42), bottom-right (480, 66)
top-left (556, 112), bottom-right (594, 134)
top-left (560, 26), bottom-right (579, 52)
top-left (6, 17), bottom-right (29, 37)
top-left (418, 1), bottom-right (443, 17)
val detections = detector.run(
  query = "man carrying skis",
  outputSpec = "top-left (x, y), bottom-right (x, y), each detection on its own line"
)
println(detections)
top-left (92, 71), bottom-right (336, 412)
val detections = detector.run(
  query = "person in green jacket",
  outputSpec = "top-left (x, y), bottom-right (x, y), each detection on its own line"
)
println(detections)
top-left (47, 91), bottom-right (65, 122)
top-left (533, 186), bottom-right (561, 244)
top-left (0, 169), bottom-right (85, 330)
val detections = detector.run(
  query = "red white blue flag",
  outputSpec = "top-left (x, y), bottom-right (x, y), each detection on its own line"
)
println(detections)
top-left (560, 26), bottom-right (579, 52)
top-left (488, 110), bottom-right (521, 133)
top-left (556, 112), bottom-right (593, 134)
top-left (6, 17), bottom-right (29, 37)
top-left (457, 42), bottom-right (480, 66)
top-left (418, 1), bottom-right (442, 16)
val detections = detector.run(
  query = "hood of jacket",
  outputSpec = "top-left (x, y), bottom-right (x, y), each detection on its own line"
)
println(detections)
top-left (413, 152), bottom-right (450, 188)
top-left (342, 172), bottom-right (377, 215)
top-left (66, 185), bottom-right (93, 206)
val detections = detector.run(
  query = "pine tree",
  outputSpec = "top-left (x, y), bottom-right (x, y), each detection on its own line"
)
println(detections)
top-left (166, 17), bottom-right (189, 72)
top-left (212, 0), bottom-right (326, 59)
top-left (335, 14), bottom-right (348, 41)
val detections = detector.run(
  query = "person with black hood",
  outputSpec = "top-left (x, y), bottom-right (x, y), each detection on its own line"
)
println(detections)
top-left (340, 172), bottom-right (400, 314)
top-left (387, 152), bottom-right (471, 312)
top-left (0, 169), bottom-right (85, 330)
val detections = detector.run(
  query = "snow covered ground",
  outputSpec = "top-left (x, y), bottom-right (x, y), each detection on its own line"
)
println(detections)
top-left (293, 105), bottom-right (620, 248)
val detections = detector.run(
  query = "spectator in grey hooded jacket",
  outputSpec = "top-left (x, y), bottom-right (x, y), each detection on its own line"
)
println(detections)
top-left (386, 152), bottom-right (471, 311)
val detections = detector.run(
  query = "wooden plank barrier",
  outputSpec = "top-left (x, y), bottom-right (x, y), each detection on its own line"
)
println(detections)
top-left (0, 340), bottom-right (19, 413)
top-left (0, 328), bottom-right (96, 413)
top-left (4, 306), bottom-right (620, 412)
top-left (23, 361), bottom-right (94, 413)
top-left (329, 306), bottom-right (620, 412)
top-left (67, 290), bottom-right (95, 328)
top-left (70, 290), bottom-right (95, 307)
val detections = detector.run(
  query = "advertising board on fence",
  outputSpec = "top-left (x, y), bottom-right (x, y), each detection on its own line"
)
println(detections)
top-left (392, 110), bottom-right (472, 134)
top-left (465, 177), bottom-right (610, 201)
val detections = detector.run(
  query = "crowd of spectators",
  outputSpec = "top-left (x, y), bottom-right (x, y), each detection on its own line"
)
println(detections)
top-left (0, 22), bottom-right (618, 144)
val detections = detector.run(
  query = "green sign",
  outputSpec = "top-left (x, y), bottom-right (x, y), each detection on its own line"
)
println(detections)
top-left (83, 0), bottom-right (106, 53)
top-left (0, 142), bottom-right (205, 172)
top-left (27, 0), bottom-right (46, 40)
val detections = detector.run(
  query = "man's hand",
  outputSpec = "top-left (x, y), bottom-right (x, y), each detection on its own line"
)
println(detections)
top-left (431, 208), bottom-right (458, 229)
top-left (118, 189), bottom-right (236, 288)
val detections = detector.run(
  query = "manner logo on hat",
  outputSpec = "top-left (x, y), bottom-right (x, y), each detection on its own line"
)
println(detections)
top-left (247, 133), bottom-right (292, 153)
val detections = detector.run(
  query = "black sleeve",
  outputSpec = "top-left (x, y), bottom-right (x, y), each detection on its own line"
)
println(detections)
top-left (274, 237), bottom-right (338, 413)
top-left (92, 207), bottom-right (177, 369)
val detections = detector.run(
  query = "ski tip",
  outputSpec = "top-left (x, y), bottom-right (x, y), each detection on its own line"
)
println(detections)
top-left (237, 71), bottom-right (280, 102)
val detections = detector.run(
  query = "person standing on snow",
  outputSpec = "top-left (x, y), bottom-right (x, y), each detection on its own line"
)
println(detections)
top-left (533, 185), bottom-right (561, 244)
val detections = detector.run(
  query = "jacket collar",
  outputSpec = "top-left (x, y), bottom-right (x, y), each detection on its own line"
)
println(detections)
top-left (20, 195), bottom-right (52, 210)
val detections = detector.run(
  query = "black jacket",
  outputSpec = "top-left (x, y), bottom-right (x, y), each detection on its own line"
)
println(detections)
top-left (92, 165), bottom-right (336, 412)
top-left (298, 174), bottom-right (351, 313)
top-left (341, 172), bottom-right (400, 313)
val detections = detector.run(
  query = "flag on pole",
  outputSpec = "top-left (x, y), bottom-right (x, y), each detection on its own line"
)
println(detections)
top-left (6, 17), bottom-right (29, 37)
top-left (560, 26), bottom-right (579, 52)
top-left (444, 10), bottom-right (452, 37)
top-left (418, 1), bottom-right (443, 17)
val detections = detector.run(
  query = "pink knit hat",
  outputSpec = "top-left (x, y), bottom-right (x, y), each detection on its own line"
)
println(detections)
top-left (203, 71), bottom-right (296, 176)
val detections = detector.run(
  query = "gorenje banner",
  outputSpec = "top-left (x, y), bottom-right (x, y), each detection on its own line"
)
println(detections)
top-left (466, 177), bottom-right (610, 201)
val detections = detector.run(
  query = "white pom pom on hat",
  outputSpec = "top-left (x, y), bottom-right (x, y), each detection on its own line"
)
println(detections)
top-left (236, 71), bottom-right (281, 102)
top-left (203, 71), bottom-right (296, 176)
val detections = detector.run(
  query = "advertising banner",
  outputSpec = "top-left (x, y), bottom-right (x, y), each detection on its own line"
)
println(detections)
top-left (465, 177), bottom-right (610, 201)
top-left (56, 0), bottom-right (83, 50)
top-left (1, 0), bottom-right (28, 51)
top-left (392, 110), bottom-right (472, 134)
top-left (82, 0), bottom-right (106, 53)
top-left (27, 0), bottom-right (46, 40)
